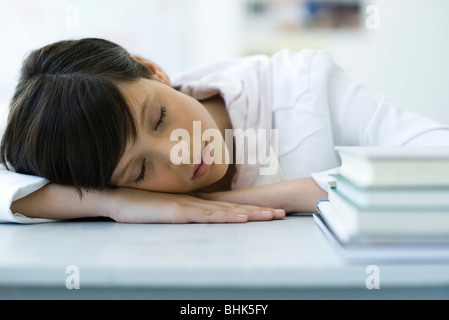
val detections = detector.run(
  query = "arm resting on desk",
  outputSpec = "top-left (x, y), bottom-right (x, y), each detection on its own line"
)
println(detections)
top-left (191, 178), bottom-right (329, 214)
top-left (10, 183), bottom-right (285, 223)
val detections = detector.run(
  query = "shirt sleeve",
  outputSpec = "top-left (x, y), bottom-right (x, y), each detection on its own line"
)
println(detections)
top-left (0, 164), bottom-right (54, 223)
top-left (309, 51), bottom-right (449, 191)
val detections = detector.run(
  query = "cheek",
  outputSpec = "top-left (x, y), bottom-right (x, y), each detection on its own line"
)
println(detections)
top-left (183, 100), bottom-right (216, 128)
top-left (141, 171), bottom-right (193, 193)
top-left (213, 162), bottom-right (229, 179)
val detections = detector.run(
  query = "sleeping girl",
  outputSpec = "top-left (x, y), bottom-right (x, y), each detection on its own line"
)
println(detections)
top-left (1, 38), bottom-right (449, 224)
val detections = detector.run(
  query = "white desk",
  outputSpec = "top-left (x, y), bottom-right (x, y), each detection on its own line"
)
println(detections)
top-left (0, 214), bottom-right (448, 300)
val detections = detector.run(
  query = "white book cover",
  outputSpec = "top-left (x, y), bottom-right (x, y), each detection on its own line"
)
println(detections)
top-left (313, 211), bottom-right (449, 264)
top-left (316, 200), bottom-right (449, 244)
top-left (335, 146), bottom-right (449, 187)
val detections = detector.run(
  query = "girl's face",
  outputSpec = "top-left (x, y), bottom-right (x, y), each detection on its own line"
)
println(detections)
top-left (110, 77), bottom-right (230, 193)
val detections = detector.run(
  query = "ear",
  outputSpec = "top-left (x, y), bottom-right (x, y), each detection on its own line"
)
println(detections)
top-left (130, 55), bottom-right (171, 86)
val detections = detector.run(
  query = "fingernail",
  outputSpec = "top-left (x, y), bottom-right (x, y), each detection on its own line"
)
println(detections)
top-left (274, 209), bottom-right (285, 214)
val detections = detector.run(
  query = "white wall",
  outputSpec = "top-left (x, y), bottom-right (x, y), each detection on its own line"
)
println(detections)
top-left (329, 0), bottom-right (449, 125)
top-left (238, 0), bottom-right (449, 124)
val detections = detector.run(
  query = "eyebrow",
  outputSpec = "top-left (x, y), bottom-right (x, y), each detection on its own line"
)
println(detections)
top-left (116, 92), bottom-right (153, 185)
top-left (139, 92), bottom-right (152, 129)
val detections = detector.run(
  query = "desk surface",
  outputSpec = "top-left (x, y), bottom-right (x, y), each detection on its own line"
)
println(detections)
top-left (1, 214), bottom-right (448, 299)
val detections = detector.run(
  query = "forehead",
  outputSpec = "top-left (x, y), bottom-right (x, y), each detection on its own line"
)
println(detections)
top-left (118, 79), bottom-right (152, 106)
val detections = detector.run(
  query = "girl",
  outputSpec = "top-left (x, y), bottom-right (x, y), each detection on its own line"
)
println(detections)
top-left (1, 38), bottom-right (448, 224)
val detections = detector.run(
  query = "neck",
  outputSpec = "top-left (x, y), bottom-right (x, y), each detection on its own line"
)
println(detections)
top-left (200, 94), bottom-right (232, 139)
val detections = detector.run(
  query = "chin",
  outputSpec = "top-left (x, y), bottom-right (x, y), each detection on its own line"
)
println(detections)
top-left (215, 162), bottom-right (229, 180)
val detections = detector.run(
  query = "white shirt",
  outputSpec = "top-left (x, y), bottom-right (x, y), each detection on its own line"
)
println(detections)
top-left (173, 49), bottom-right (449, 189)
top-left (2, 49), bottom-right (449, 223)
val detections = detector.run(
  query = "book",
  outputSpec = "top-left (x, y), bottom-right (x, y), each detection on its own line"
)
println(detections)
top-left (330, 173), bottom-right (449, 208)
top-left (315, 146), bottom-right (449, 263)
top-left (316, 199), bottom-right (449, 244)
top-left (335, 146), bottom-right (449, 187)
top-left (313, 208), bottom-right (449, 264)
top-left (327, 187), bottom-right (449, 239)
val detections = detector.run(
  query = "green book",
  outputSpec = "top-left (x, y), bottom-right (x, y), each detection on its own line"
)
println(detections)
top-left (330, 173), bottom-right (449, 209)
top-left (327, 187), bottom-right (449, 238)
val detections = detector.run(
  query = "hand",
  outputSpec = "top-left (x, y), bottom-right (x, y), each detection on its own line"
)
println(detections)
top-left (107, 187), bottom-right (285, 224)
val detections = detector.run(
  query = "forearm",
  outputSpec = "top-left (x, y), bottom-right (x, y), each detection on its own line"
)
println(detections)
top-left (275, 178), bottom-right (328, 213)
top-left (254, 178), bottom-right (328, 213)
top-left (10, 183), bottom-right (284, 224)
top-left (194, 178), bottom-right (328, 213)
top-left (10, 183), bottom-right (113, 220)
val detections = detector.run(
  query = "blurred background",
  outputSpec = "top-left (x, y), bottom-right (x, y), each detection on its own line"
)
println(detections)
top-left (1, 0), bottom-right (449, 128)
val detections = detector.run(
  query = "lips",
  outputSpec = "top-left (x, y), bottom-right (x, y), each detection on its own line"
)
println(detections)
top-left (192, 142), bottom-right (212, 180)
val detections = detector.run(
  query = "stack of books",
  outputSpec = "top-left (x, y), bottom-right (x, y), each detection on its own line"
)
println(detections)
top-left (314, 146), bottom-right (449, 263)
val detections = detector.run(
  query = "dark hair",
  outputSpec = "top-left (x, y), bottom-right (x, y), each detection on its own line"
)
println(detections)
top-left (0, 38), bottom-right (153, 194)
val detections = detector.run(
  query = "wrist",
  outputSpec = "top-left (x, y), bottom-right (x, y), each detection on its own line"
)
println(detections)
top-left (276, 178), bottom-right (328, 213)
top-left (95, 187), bottom-right (124, 221)
top-left (49, 183), bottom-right (113, 219)
top-left (10, 183), bottom-right (112, 220)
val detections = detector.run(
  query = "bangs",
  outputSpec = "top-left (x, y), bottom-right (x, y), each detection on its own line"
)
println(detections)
top-left (4, 74), bottom-right (138, 195)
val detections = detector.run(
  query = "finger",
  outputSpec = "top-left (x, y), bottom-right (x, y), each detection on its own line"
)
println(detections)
top-left (232, 204), bottom-right (286, 220)
top-left (186, 206), bottom-right (277, 223)
top-left (208, 202), bottom-right (286, 221)
top-left (219, 206), bottom-right (277, 222)
top-left (187, 208), bottom-right (249, 224)
top-left (190, 194), bottom-right (286, 219)
top-left (272, 209), bottom-right (286, 219)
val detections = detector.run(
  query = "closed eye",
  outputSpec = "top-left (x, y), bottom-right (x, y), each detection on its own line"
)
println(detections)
top-left (135, 158), bottom-right (146, 184)
top-left (155, 105), bottom-right (166, 130)
top-left (135, 106), bottom-right (166, 184)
